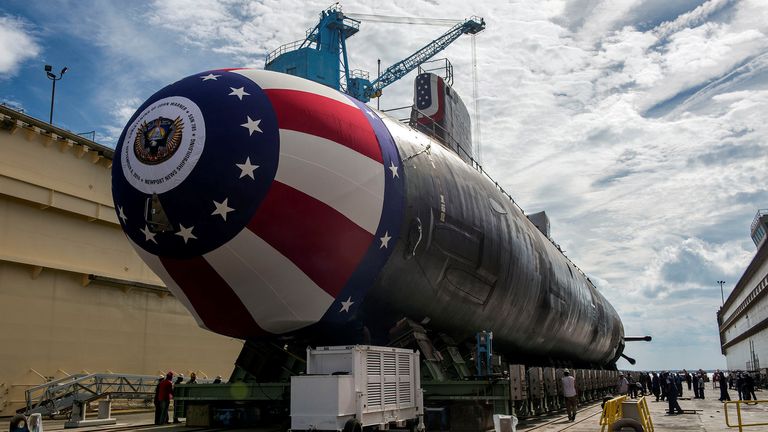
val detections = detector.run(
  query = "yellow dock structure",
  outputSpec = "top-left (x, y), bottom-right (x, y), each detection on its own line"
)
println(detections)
top-left (0, 105), bottom-right (243, 417)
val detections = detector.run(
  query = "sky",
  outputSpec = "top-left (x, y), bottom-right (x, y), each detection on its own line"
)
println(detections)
top-left (1, 0), bottom-right (767, 371)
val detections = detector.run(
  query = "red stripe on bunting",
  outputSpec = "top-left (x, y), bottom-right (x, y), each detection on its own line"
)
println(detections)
top-left (264, 89), bottom-right (383, 163)
top-left (160, 256), bottom-right (265, 338)
top-left (247, 181), bottom-right (374, 298)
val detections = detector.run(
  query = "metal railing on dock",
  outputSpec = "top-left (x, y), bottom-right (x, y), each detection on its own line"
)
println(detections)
top-left (724, 400), bottom-right (768, 431)
top-left (23, 373), bottom-right (158, 417)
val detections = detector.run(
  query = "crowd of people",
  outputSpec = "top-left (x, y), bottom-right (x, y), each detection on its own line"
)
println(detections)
top-left (562, 368), bottom-right (763, 421)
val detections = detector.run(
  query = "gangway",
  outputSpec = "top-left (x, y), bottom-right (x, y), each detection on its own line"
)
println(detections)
top-left (22, 373), bottom-right (158, 417)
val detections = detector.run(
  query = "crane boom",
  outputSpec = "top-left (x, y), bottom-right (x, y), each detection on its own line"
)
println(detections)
top-left (347, 16), bottom-right (485, 102)
top-left (265, 6), bottom-right (484, 103)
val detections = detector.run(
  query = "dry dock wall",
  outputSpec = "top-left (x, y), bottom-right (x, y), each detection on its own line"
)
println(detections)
top-left (0, 106), bottom-right (242, 416)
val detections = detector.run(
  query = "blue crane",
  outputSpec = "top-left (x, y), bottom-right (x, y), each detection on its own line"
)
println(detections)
top-left (265, 5), bottom-right (485, 103)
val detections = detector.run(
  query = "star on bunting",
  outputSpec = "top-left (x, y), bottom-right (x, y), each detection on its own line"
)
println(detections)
top-left (175, 224), bottom-right (197, 244)
top-left (212, 198), bottom-right (235, 221)
top-left (140, 225), bottom-right (157, 244)
top-left (241, 116), bottom-right (262, 135)
top-left (118, 206), bottom-right (127, 224)
top-left (200, 73), bottom-right (220, 81)
top-left (340, 297), bottom-right (354, 313)
top-left (236, 157), bottom-right (259, 179)
top-left (380, 231), bottom-right (392, 249)
top-left (389, 161), bottom-right (399, 178)
top-left (229, 87), bottom-right (250, 100)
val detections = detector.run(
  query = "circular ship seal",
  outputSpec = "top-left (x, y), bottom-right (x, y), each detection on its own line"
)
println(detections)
top-left (121, 96), bottom-right (206, 194)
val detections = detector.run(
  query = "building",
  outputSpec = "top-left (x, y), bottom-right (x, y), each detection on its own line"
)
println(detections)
top-left (718, 210), bottom-right (768, 371)
top-left (0, 105), bottom-right (243, 416)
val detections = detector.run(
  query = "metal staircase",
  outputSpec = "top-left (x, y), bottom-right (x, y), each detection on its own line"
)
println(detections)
top-left (22, 373), bottom-right (158, 417)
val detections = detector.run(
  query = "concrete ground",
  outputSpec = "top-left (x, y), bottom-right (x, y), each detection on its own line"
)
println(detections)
top-left (10, 388), bottom-right (768, 431)
top-left (517, 387), bottom-right (768, 431)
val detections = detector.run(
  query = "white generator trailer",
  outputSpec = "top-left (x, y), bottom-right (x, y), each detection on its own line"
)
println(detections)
top-left (290, 345), bottom-right (425, 432)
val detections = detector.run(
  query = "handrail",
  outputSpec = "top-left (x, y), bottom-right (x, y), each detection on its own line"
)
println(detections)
top-left (724, 400), bottom-right (768, 431)
top-left (637, 396), bottom-right (654, 432)
top-left (599, 395), bottom-right (626, 431)
top-left (750, 210), bottom-right (768, 233)
top-left (265, 39), bottom-right (305, 65)
top-left (24, 373), bottom-right (159, 416)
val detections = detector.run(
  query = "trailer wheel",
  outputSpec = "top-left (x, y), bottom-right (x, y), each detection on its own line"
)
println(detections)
top-left (343, 418), bottom-right (362, 432)
top-left (609, 418), bottom-right (643, 432)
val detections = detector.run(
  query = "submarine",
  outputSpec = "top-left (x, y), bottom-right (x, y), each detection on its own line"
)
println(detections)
top-left (111, 67), bottom-right (626, 369)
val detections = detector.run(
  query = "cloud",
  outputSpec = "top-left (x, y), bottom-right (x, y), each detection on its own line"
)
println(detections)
top-left (99, 97), bottom-right (142, 146)
top-left (0, 15), bottom-right (40, 76)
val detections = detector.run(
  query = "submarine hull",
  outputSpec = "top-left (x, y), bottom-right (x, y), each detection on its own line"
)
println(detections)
top-left (111, 68), bottom-right (624, 369)
top-left (366, 117), bottom-right (624, 367)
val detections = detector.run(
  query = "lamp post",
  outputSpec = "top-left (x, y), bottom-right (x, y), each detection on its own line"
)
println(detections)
top-left (717, 280), bottom-right (726, 306)
top-left (44, 64), bottom-right (68, 124)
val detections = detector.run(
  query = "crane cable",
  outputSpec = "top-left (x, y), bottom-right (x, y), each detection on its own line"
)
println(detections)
top-left (471, 33), bottom-right (482, 164)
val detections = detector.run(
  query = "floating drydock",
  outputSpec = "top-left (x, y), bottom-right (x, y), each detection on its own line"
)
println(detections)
top-left (0, 104), bottom-right (242, 417)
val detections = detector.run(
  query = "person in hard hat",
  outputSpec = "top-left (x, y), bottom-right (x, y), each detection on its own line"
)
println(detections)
top-left (562, 369), bottom-right (578, 422)
top-left (615, 373), bottom-right (629, 396)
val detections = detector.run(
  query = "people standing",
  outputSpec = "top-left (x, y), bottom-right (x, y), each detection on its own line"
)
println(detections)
top-left (692, 373), bottom-right (700, 398)
top-left (675, 372), bottom-right (683, 397)
top-left (736, 372), bottom-right (744, 400)
top-left (651, 372), bottom-right (661, 401)
top-left (562, 369), bottom-right (578, 422)
top-left (188, 372), bottom-right (197, 384)
top-left (666, 373), bottom-right (684, 415)
top-left (153, 375), bottom-right (164, 425)
top-left (718, 370), bottom-right (731, 402)
top-left (616, 373), bottom-right (629, 396)
top-left (744, 373), bottom-right (757, 401)
top-left (156, 371), bottom-right (174, 425)
top-left (697, 372), bottom-right (706, 399)
top-left (684, 370), bottom-right (692, 391)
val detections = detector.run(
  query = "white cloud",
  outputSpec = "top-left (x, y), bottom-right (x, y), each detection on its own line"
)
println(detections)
top-left (99, 97), bottom-right (142, 146)
top-left (0, 15), bottom-right (40, 76)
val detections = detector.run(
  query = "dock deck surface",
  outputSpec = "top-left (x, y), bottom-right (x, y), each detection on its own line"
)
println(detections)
top-left (15, 388), bottom-right (768, 431)
top-left (518, 388), bottom-right (767, 431)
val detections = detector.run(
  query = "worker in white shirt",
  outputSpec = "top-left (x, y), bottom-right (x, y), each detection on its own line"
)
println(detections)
top-left (562, 369), bottom-right (578, 422)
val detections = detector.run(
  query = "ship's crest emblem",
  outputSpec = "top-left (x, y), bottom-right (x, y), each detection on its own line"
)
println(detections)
top-left (134, 116), bottom-right (184, 165)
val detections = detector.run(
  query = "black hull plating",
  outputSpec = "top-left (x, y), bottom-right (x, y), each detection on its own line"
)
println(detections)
top-left (360, 118), bottom-right (624, 368)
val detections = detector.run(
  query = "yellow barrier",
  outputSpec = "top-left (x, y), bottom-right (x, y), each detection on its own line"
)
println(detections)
top-left (637, 397), bottom-right (654, 432)
top-left (724, 400), bottom-right (768, 431)
top-left (600, 396), bottom-right (654, 432)
top-left (600, 396), bottom-right (626, 431)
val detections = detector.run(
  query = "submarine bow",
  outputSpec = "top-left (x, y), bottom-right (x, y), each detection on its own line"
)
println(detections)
top-left (112, 68), bottom-right (625, 368)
